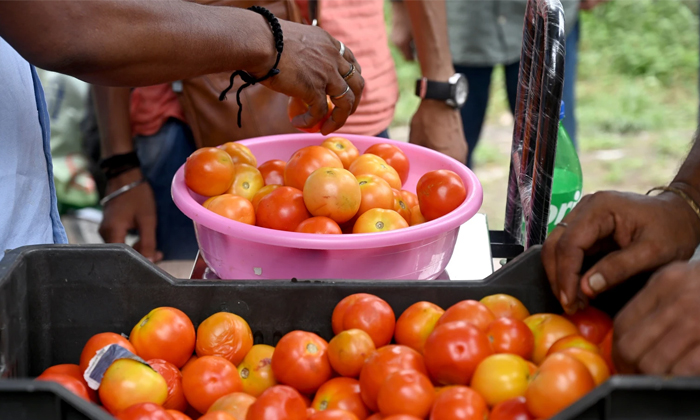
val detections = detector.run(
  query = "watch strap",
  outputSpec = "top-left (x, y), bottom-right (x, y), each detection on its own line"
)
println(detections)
top-left (415, 78), bottom-right (452, 101)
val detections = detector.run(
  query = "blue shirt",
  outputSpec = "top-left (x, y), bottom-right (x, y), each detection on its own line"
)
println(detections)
top-left (0, 37), bottom-right (67, 260)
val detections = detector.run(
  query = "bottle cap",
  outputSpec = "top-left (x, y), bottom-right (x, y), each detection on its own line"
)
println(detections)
top-left (560, 101), bottom-right (565, 120)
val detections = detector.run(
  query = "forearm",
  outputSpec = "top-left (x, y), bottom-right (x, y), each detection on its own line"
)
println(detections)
top-left (0, 1), bottom-right (275, 87)
top-left (403, 0), bottom-right (454, 80)
top-left (92, 86), bottom-right (135, 158)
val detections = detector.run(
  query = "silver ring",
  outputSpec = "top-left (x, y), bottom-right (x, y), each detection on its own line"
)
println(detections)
top-left (330, 85), bottom-right (350, 100)
top-left (338, 41), bottom-right (346, 57)
top-left (556, 222), bottom-right (568, 228)
top-left (342, 64), bottom-right (355, 81)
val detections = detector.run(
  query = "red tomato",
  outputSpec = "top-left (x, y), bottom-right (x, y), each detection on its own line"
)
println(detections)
top-left (130, 307), bottom-right (196, 369)
top-left (377, 370), bottom-right (435, 418)
top-left (251, 185), bottom-right (281, 212)
top-left (167, 410), bottom-right (193, 420)
top-left (490, 397), bottom-right (534, 420)
top-left (36, 373), bottom-right (90, 401)
top-left (312, 377), bottom-right (370, 420)
top-left (400, 191), bottom-right (419, 210)
top-left (392, 189), bottom-right (412, 224)
top-left (423, 321), bottom-right (494, 386)
top-left (256, 186), bottom-right (311, 231)
top-left (479, 295), bottom-right (530, 321)
top-left (303, 167), bottom-right (361, 223)
top-left (429, 386), bottom-right (488, 420)
top-left (185, 148), bottom-right (235, 197)
top-left (196, 312), bottom-right (253, 365)
top-left (523, 314), bottom-right (579, 365)
top-left (246, 385), bottom-right (308, 420)
top-left (384, 416), bottom-right (422, 420)
top-left (205, 194), bottom-right (256, 225)
top-left (322, 137), bottom-right (360, 169)
top-left (220, 142), bottom-right (257, 167)
top-left (409, 206), bottom-right (426, 226)
top-left (486, 317), bottom-right (535, 360)
top-left (327, 329), bottom-right (377, 378)
top-left (182, 355), bottom-right (198, 374)
top-left (332, 294), bottom-right (396, 348)
top-left (199, 412), bottom-right (237, 420)
top-left (349, 154), bottom-right (401, 190)
top-left (40, 364), bottom-right (96, 402)
top-left (546, 334), bottom-right (599, 357)
top-left (564, 306), bottom-right (613, 345)
top-left (437, 300), bottom-right (496, 332)
top-left (100, 359), bottom-right (168, 414)
top-left (258, 160), bottom-right (286, 186)
top-left (271, 331), bottom-right (332, 394)
top-left (181, 355), bottom-right (243, 414)
top-left (227, 164), bottom-right (265, 201)
top-left (416, 170), bottom-right (467, 221)
top-left (366, 414), bottom-right (384, 420)
top-left (296, 216), bottom-right (343, 234)
top-left (288, 96), bottom-right (334, 133)
top-left (560, 348), bottom-right (610, 386)
top-left (525, 353), bottom-right (595, 418)
top-left (284, 145), bottom-right (343, 191)
top-left (470, 354), bottom-right (530, 407)
top-left (599, 329), bottom-right (616, 374)
top-left (358, 345), bottom-right (428, 412)
top-left (353, 209), bottom-right (408, 234)
top-left (116, 402), bottom-right (172, 420)
top-left (208, 392), bottom-right (256, 420)
top-left (395, 302), bottom-right (445, 354)
top-left (364, 144), bottom-right (410, 186)
top-left (356, 174), bottom-right (395, 217)
top-left (309, 410), bottom-right (360, 420)
top-left (238, 344), bottom-right (277, 397)
top-left (79, 332), bottom-right (137, 374)
top-left (147, 359), bottom-right (188, 412)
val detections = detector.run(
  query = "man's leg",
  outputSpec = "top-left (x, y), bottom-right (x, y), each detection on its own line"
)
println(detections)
top-left (563, 18), bottom-right (580, 149)
top-left (454, 64), bottom-right (495, 168)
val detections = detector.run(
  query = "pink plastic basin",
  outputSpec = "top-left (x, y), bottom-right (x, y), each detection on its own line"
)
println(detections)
top-left (172, 133), bottom-right (483, 280)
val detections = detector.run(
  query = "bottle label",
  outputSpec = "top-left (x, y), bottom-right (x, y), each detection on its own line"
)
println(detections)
top-left (548, 189), bottom-right (582, 233)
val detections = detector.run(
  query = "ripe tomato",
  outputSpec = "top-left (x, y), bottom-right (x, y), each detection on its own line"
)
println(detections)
top-left (377, 370), bottom-right (434, 418)
top-left (409, 206), bottom-right (426, 226)
top-left (227, 164), bottom-right (265, 201)
top-left (303, 167), bottom-right (361, 223)
top-left (296, 216), bottom-right (343, 234)
top-left (429, 386), bottom-right (488, 420)
top-left (208, 392), bottom-right (256, 420)
top-left (288, 96), bottom-right (334, 133)
top-left (116, 402), bottom-right (172, 420)
top-left (523, 314), bottom-right (578, 365)
top-left (256, 186), bottom-right (311, 231)
top-left (366, 414), bottom-right (384, 420)
top-left (199, 412), bottom-right (236, 420)
top-left (416, 170), bottom-right (467, 221)
top-left (423, 322), bottom-right (493, 386)
top-left (182, 355), bottom-right (198, 374)
top-left (167, 410), bottom-right (193, 420)
top-left (332, 294), bottom-right (396, 347)
top-left (220, 142), bottom-right (257, 167)
top-left (246, 385), bottom-right (307, 420)
top-left (40, 364), bottom-right (96, 402)
top-left (349, 155), bottom-right (401, 190)
top-left (525, 353), bottom-right (595, 418)
top-left (437, 300), bottom-right (496, 332)
top-left (258, 160), bottom-right (286, 186)
top-left (356, 174), bottom-right (394, 217)
top-left (185, 148), bottom-right (235, 197)
top-left (309, 409), bottom-right (360, 420)
top-left (490, 397), bottom-right (534, 420)
top-left (252, 185), bottom-right (281, 212)
top-left (130, 307), bottom-right (195, 369)
top-left (196, 312), bottom-right (253, 365)
top-left (470, 354), bottom-right (530, 407)
top-left (384, 416), bottom-right (422, 420)
top-left (79, 332), bottom-right (137, 374)
top-left (181, 355), bottom-right (243, 414)
top-left (400, 191), bottom-right (419, 210)
top-left (238, 344), bottom-right (277, 397)
top-left (285, 145), bottom-right (343, 191)
top-left (395, 302), bottom-right (445, 354)
top-left (328, 329), bottom-right (376, 378)
top-left (206, 194), bottom-right (256, 225)
top-left (271, 331), bottom-right (332, 394)
top-left (560, 348), bottom-right (610, 386)
top-left (322, 137), bottom-right (360, 169)
top-left (364, 144), bottom-right (410, 186)
top-left (353, 209), bottom-right (408, 234)
top-left (312, 377), bottom-right (369, 420)
top-left (392, 189), bottom-right (412, 224)
top-left (358, 345), bottom-right (428, 412)
top-left (546, 334), bottom-right (599, 357)
top-left (486, 317), bottom-right (534, 360)
top-left (100, 359), bottom-right (168, 414)
top-left (147, 359), bottom-right (188, 412)
top-left (479, 294), bottom-right (530, 321)
top-left (564, 306), bottom-right (613, 345)
top-left (36, 373), bottom-right (90, 401)
top-left (599, 329), bottom-right (616, 374)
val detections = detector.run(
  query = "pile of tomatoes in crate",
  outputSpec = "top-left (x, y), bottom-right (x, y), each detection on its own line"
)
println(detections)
top-left (183, 137), bottom-right (467, 234)
top-left (35, 293), bottom-right (615, 420)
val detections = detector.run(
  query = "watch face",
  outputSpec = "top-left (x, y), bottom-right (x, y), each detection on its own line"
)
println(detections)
top-left (454, 76), bottom-right (468, 106)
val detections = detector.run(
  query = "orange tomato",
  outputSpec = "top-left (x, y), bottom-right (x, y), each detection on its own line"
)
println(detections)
top-left (285, 145), bottom-right (343, 191)
top-left (560, 348), bottom-right (610, 386)
top-left (353, 209), bottom-right (408, 234)
top-left (328, 329), bottom-right (376, 378)
top-left (185, 148), bottom-right (235, 197)
top-left (238, 344), bottom-right (277, 397)
top-left (271, 331), bottom-right (332, 394)
top-left (247, 385), bottom-right (308, 420)
top-left (356, 174), bottom-right (394, 217)
top-left (288, 96), bottom-right (334, 133)
top-left (409, 206), bottom-right (426, 226)
top-left (303, 167), bottom-right (361, 223)
top-left (377, 370), bottom-right (434, 418)
top-left (490, 397), bottom-right (534, 420)
top-left (416, 170), bottom-right (467, 221)
top-left (470, 354), bottom-right (530, 406)
top-left (36, 373), bottom-right (90, 401)
top-left (256, 186), bottom-right (311, 231)
top-left (423, 322), bottom-right (493, 386)
top-left (182, 355), bottom-right (243, 414)
top-left (400, 191), bottom-right (419, 210)
top-left (332, 294), bottom-right (396, 348)
top-left (322, 137), bottom-right (360, 169)
top-left (312, 377), bottom-right (370, 420)
top-left (367, 414), bottom-right (384, 420)
top-left (394, 302), bottom-right (445, 354)
top-left (208, 392), bottom-right (256, 419)
top-left (599, 329), bottom-right (616, 374)
top-left (486, 317), bottom-right (535, 360)
top-left (309, 409), bottom-right (360, 420)
top-left (205, 194), bottom-right (256, 225)
top-left (479, 294), bottom-right (530, 321)
top-left (349, 155), bottom-right (402, 190)
top-left (219, 142), bottom-right (257, 167)
top-left (39, 364), bottom-right (96, 402)
top-left (523, 314), bottom-right (579, 365)
top-left (79, 332), bottom-right (137, 374)
top-left (147, 359), bottom-right (188, 412)
top-left (564, 306), bottom-right (613, 345)
top-left (384, 416), bottom-right (422, 420)
top-left (437, 300), bottom-right (496, 332)
top-left (429, 386), bottom-right (488, 420)
top-left (226, 164), bottom-right (265, 201)
top-left (167, 410), bottom-right (194, 420)
top-left (546, 334), bottom-right (599, 357)
top-left (392, 189), bottom-right (412, 224)
top-left (252, 185), bottom-right (281, 212)
top-left (99, 359), bottom-right (168, 414)
top-left (115, 402), bottom-right (172, 420)
top-left (182, 355), bottom-right (198, 374)
top-left (364, 144), bottom-right (410, 186)
top-left (130, 307), bottom-right (195, 368)
top-left (296, 216), bottom-right (343, 234)
top-left (196, 312), bottom-right (253, 365)
top-left (258, 160), bottom-right (286, 186)
top-left (199, 411), bottom-right (237, 420)
top-left (525, 353), bottom-right (595, 418)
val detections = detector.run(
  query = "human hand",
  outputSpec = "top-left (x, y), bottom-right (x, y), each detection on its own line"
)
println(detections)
top-left (409, 100), bottom-right (467, 163)
top-left (542, 190), bottom-right (700, 314)
top-left (390, 0), bottom-right (414, 61)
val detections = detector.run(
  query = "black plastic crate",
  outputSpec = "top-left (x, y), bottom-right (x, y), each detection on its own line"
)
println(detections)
top-left (0, 244), bottom-right (699, 420)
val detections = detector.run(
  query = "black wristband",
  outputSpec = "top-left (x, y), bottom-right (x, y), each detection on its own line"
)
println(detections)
top-left (99, 152), bottom-right (140, 180)
top-left (219, 6), bottom-right (284, 129)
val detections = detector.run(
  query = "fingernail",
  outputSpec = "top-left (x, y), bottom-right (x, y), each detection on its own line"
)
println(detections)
top-left (560, 291), bottom-right (569, 306)
top-left (589, 273), bottom-right (607, 292)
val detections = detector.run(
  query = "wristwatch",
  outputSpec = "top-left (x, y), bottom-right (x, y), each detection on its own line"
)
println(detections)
top-left (415, 73), bottom-right (468, 109)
